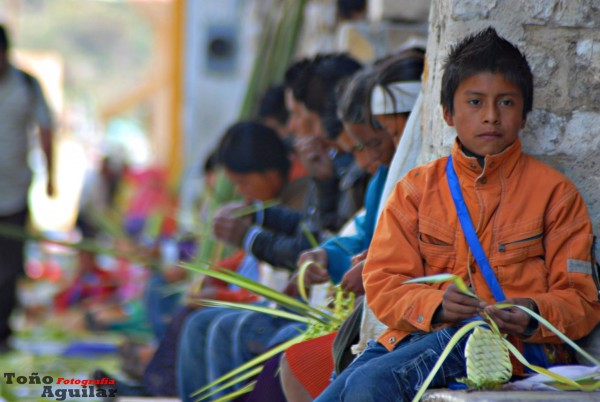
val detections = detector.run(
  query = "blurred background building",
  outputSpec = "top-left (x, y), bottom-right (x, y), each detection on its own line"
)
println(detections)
top-left (1, 0), bottom-right (598, 233)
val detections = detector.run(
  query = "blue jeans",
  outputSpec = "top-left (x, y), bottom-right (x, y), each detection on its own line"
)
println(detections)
top-left (177, 308), bottom-right (301, 402)
top-left (143, 273), bottom-right (181, 339)
top-left (315, 327), bottom-right (468, 402)
top-left (177, 308), bottom-right (238, 402)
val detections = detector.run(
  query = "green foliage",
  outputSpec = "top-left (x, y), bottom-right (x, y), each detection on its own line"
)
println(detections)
top-left (181, 258), bottom-right (355, 401)
top-left (181, 259), bottom-right (341, 325)
top-left (407, 274), bottom-right (600, 402)
top-left (238, 0), bottom-right (307, 119)
top-left (8, 0), bottom-right (152, 105)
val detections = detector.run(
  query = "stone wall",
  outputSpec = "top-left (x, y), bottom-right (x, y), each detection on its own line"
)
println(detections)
top-left (422, 0), bottom-right (600, 230)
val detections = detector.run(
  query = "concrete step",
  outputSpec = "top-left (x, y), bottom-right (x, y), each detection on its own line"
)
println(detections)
top-left (423, 390), bottom-right (600, 401)
top-left (118, 398), bottom-right (181, 402)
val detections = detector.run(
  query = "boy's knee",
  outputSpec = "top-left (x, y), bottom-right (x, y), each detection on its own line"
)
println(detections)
top-left (181, 310), bottom-right (220, 344)
top-left (340, 379), bottom-right (380, 402)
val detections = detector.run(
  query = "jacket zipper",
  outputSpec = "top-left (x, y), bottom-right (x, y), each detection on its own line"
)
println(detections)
top-left (498, 233), bottom-right (543, 252)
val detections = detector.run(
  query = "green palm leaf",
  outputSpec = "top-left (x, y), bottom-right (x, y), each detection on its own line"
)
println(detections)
top-left (191, 335), bottom-right (304, 399)
top-left (195, 300), bottom-right (313, 324)
top-left (180, 259), bottom-right (341, 325)
top-left (210, 381), bottom-right (256, 402)
top-left (407, 274), bottom-right (600, 400)
top-left (496, 303), bottom-right (600, 367)
top-left (230, 199), bottom-right (280, 218)
top-left (411, 320), bottom-right (487, 402)
top-left (194, 366), bottom-right (262, 402)
top-left (404, 273), bottom-right (479, 299)
top-left (0, 222), bottom-right (154, 265)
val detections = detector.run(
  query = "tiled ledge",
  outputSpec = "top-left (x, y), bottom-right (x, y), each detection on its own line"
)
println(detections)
top-left (423, 390), bottom-right (600, 401)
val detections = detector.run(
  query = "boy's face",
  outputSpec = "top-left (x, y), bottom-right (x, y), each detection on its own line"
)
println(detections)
top-left (225, 169), bottom-right (283, 202)
top-left (285, 90), bottom-right (318, 138)
top-left (443, 72), bottom-right (526, 157)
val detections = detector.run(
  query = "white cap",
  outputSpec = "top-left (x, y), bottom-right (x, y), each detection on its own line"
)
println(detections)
top-left (370, 81), bottom-right (422, 115)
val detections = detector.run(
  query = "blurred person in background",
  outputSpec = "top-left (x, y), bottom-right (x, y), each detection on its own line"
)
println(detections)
top-left (0, 24), bottom-right (55, 352)
top-left (337, 0), bottom-right (367, 22)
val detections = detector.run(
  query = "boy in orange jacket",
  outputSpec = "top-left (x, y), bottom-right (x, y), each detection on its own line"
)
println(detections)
top-left (315, 27), bottom-right (600, 402)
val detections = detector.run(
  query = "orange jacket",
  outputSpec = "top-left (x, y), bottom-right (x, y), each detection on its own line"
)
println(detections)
top-left (363, 139), bottom-right (600, 362)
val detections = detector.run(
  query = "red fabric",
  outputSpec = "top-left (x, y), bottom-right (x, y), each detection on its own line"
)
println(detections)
top-left (54, 266), bottom-right (119, 311)
top-left (215, 288), bottom-right (258, 303)
top-left (288, 156), bottom-right (308, 182)
top-left (285, 331), bottom-right (337, 398)
top-left (203, 250), bottom-right (258, 303)
top-left (203, 250), bottom-right (245, 289)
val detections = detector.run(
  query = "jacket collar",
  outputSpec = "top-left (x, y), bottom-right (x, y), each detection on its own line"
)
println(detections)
top-left (451, 138), bottom-right (523, 181)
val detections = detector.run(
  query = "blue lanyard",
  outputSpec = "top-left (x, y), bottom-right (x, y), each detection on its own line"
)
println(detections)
top-left (445, 156), bottom-right (548, 369)
top-left (445, 156), bottom-right (504, 301)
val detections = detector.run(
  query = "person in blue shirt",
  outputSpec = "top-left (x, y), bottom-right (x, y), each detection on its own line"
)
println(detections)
top-left (279, 49), bottom-right (425, 402)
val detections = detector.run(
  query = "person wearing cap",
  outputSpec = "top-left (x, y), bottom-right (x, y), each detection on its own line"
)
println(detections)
top-left (294, 50), bottom-right (425, 295)
top-left (0, 24), bottom-right (55, 352)
top-left (279, 50), bottom-right (425, 402)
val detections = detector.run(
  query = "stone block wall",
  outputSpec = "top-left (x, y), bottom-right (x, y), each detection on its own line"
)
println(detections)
top-left (422, 0), bottom-right (600, 230)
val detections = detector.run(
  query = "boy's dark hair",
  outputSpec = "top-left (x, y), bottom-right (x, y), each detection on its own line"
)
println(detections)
top-left (441, 27), bottom-right (533, 118)
top-left (258, 85), bottom-right (289, 125)
top-left (303, 53), bottom-right (362, 115)
top-left (203, 150), bottom-right (219, 174)
top-left (218, 121), bottom-right (290, 178)
top-left (0, 25), bottom-right (10, 52)
top-left (284, 58), bottom-right (312, 104)
top-left (320, 110), bottom-right (344, 140)
top-left (294, 53), bottom-right (362, 140)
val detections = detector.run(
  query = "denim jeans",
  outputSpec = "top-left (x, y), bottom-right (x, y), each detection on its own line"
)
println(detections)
top-left (177, 308), bottom-right (238, 402)
top-left (315, 327), bottom-right (468, 402)
top-left (177, 308), bottom-right (301, 402)
top-left (143, 272), bottom-right (181, 339)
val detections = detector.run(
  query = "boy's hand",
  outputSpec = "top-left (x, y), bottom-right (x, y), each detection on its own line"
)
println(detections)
top-left (484, 298), bottom-right (537, 337)
top-left (435, 283), bottom-right (482, 323)
top-left (294, 135), bottom-right (333, 180)
top-left (350, 249), bottom-right (368, 265)
top-left (212, 202), bottom-right (252, 247)
top-left (296, 248), bottom-right (328, 275)
top-left (340, 259), bottom-right (365, 296)
top-left (285, 248), bottom-right (330, 297)
top-left (283, 267), bottom-right (331, 297)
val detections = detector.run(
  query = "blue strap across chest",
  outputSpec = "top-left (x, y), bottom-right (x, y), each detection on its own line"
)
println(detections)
top-left (445, 156), bottom-right (548, 369)
top-left (445, 156), bottom-right (505, 301)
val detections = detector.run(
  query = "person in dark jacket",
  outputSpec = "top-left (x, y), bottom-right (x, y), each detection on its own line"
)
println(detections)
top-left (212, 53), bottom-right (368, 270)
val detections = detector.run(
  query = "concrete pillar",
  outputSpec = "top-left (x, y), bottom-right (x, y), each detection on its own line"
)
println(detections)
top-left (422, 0), bottom-right (600, 229)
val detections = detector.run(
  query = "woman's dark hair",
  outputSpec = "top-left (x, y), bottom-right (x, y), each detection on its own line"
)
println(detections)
top-left (441, 27), bottom-right (533, 118)
top-left (258, 85), bottom-right (289, 125)
top-left (217, 121), bottom-right (290, 178)
top-left (374, 49), bottom-right (424, 87)
top-left (337, 68), bottom-right (380, 126)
